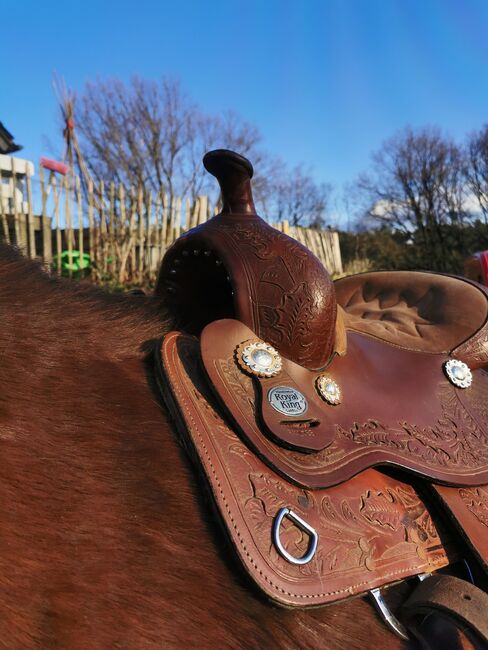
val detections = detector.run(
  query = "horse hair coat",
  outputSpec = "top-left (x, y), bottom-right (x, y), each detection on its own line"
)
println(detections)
top-left (0, 243), bottom-right (421, 649)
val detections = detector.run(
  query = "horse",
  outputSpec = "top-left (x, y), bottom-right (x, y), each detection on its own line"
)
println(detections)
top-left (1, 150), bottom-right (487, 649)
top-left (0, 241), bottom-right (403, 649)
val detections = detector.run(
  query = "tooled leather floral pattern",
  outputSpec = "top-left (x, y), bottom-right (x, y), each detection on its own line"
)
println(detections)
top-left (458, 486), bottom-right (488, 528)
top-left (218, 358), bottom-right (488, 474)
top-left (454, 321), bottom-right (488, 367)
top-left (229, 450), bottom-right (444, 580)
top-left (331, 383), bottom-right (488, 469)
top-left (163, 333), bottom-right (453, 605)
top-left (213, 220), bottom-right (335, 369)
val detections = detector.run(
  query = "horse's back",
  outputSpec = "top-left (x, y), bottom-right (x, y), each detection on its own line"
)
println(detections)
top-left (0, 246), bottom-right (400, 648)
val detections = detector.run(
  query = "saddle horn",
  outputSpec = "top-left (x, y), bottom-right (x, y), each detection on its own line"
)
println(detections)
top-left (155, 149), bottom-right (338, 370)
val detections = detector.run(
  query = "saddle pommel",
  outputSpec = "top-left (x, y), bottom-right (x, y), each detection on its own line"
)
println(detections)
top-left (203, 149), bottom-right (256, 215)
top-left (156, 149), bottom-right (337, 369)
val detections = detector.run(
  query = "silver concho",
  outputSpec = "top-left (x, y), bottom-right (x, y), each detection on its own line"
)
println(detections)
top-left (239, 341), bottom-right (282, 378)
top-left (316, 375), bottom-right (342, 405)
top-left (444, 359), bottom-right (473, 389)
top-left (268, 386), bottom-right (308, 416)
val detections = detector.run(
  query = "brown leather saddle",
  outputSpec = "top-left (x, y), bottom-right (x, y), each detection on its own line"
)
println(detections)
top-left (154, 150), bottom-right (488, 640)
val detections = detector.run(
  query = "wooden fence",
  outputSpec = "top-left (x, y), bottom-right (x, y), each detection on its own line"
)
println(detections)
top-left (0, 166), bottom-right (343, 285)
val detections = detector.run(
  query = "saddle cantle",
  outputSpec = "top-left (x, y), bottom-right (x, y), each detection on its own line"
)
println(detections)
top-left (154, 150), bottom-right (488, 627)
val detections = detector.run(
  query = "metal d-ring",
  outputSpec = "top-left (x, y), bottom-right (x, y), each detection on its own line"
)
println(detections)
top-left (272, 507), bottom-right (318, 565)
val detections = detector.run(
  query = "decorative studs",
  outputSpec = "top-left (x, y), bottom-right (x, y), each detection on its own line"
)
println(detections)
top-left (316, 375), bottom-right (342, 405)
top-left (444, 359), bottom-right (473, 389)
top-left (237, 340), bottom-right (282, 378)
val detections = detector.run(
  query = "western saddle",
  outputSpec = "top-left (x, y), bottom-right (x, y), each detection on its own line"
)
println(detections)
top-left (155, 150), bottom-right (488, 644)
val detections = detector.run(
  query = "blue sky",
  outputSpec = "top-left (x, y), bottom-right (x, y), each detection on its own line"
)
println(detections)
top-left (3, 0), bottom-right (488, 223)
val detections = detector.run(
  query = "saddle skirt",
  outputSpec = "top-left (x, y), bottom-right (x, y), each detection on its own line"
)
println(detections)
top-left (155, 149), bottom-right (488, 608)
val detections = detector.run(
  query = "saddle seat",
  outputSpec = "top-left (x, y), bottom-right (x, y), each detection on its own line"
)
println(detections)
top-left (155, 150), bottom-right (488, 618)
top-left (335, 270), bottom-right (488, 365)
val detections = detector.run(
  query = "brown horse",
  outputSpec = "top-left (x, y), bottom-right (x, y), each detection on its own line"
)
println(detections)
top-left (0, 242), bottom-right (478, 649)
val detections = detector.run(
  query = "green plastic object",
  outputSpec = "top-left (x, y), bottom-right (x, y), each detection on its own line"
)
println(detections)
top-left (53, 250), bottom-right (91, 276)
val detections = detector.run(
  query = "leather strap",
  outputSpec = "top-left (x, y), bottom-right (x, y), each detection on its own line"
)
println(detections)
top-left (432, 484), bottom-right (488, 572)
top-left (401, 575), bottom-right (488, 647)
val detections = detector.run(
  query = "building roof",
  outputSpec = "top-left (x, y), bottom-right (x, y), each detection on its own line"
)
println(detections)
top-left (0, 122), bottom-right (22, 154)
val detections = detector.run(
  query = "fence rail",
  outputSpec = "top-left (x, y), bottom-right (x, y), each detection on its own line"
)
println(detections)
top-left (0, 164), bottom-right (343, 285)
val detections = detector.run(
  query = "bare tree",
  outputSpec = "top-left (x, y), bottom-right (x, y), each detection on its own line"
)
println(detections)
top-left (272, 164), bottom-right (332, 227)
top-left (466, 124), bottom-right (488, 223)
top-left (356, 126), bottom-right (468, 270)
top-left (73, 75), bottom-right (334, 227)
top-left (74, 77), bottom-right (264, 208)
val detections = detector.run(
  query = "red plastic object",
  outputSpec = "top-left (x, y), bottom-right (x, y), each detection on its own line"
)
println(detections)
top-left (464, 251), bottom-right (488, 286)
top-left (40, 158), bottom-right (70, 175)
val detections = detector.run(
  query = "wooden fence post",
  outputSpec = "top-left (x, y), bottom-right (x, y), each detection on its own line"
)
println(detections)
top-left (39, 166), bottom-right (52, 266)
top-left (161, 192), bottom-right (168, 249)
top-left (76, 175), bottom-right (84, 276)
top-left (0, 170), bottom-right (10, 243)
top-left (64, 175), bottom-right (73, 278)
top-left (52, 175), bottom-right (62, 275)
top-left (0, 175), bottom-right (343, 283)
top-left (99, 180), bottom-right (107, 277)
top-left (109, 181), bottom-right (115, 278)
top-left (137, 186), bottom-right (144, 284)
top-left (25, 168), bottom-right (36, 258)
top-left (87, 178), bottom-right (94, 279)
top-left (11, 158), bottom-right (23, 252)
top-left (198, 195), bottom-right (208, 225)
top-left (146, 191), bottom-right (153, 281)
